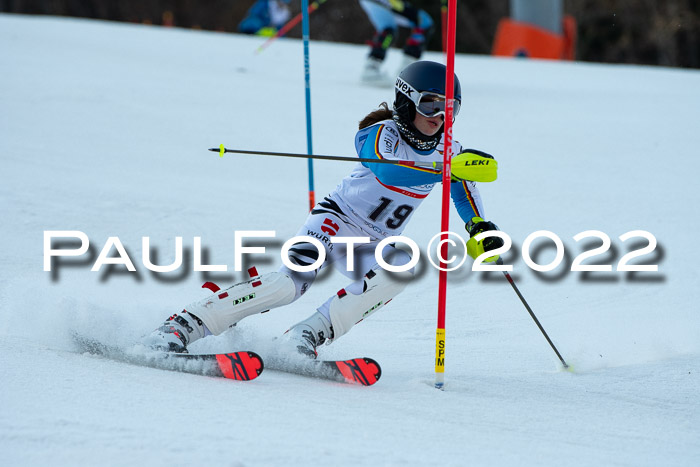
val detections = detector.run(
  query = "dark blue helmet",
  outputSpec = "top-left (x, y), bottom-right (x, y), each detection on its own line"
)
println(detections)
top-left (392, 61), bottom-right (462, 150)
top-left (394, 61), bottom-right (461, 121)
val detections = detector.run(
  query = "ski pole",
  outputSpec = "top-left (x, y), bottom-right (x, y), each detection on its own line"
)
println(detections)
top-left (210, 145), bottom-right (444, 170)
top-left (255, 0), bottom-right (330, 54)
top-left (496, 259), bottom-right (569, 369)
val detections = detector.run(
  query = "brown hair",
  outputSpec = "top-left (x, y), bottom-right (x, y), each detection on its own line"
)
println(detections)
top-left (358, 102), bottom-right (393, 130)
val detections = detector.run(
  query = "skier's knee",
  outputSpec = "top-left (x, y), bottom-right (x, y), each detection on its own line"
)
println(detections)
top-left (376, 246), bottom-right (416, 277)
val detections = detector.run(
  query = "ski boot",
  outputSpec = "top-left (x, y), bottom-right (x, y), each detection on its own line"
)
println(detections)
top-left (143, 311), bottom-right (206, 353)
top-left (283, 311), bottom-right (334, 359)
top-left (361, 57), bottom-right (392, 87)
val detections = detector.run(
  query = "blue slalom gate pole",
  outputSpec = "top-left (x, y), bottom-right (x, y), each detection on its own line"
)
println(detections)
top-left (301, 0), bottom-right (315, 211)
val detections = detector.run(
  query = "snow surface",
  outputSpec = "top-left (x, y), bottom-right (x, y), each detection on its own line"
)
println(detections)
top-left (2, 13), bottom-right (700, 467)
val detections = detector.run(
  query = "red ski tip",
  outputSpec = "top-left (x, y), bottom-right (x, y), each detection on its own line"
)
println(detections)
top-left (215, 352), bottom-right (264, 381)
top-left (335, 358), bottom-right (382, 386)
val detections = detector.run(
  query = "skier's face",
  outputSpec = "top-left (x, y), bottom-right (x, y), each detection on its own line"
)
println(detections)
top-left (413, 111), bottom-right (444, 137)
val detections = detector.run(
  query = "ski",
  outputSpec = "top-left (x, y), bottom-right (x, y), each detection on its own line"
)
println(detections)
top-left (73, 334), bottom-right (379, 385)
top-left (265, 355), bottom-right (381, 386)
top-left (72, 334), bottom-right (264, 381)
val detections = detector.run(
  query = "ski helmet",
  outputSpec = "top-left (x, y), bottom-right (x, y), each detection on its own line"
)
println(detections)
top-left (392, 61), bottom-right (462, 151)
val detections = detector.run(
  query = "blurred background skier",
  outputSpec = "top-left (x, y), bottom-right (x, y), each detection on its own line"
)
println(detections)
top-left (358, 0), bottom-right (435, 85)
top-left (238, 0), bottom-right (292, 36)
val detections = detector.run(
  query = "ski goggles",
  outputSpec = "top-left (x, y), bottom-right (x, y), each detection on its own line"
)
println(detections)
top-left (414, 92), bottom-right (461, 118)
top-left (395, 76), bottom-right (461, 118)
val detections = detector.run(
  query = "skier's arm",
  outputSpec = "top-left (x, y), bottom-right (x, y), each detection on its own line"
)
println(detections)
top-left (358, 124), bottom-right (443, 186)
top-left (454, 177), bottom-right (503, 263)
top-left (450, 179), bottom-right (485, 224)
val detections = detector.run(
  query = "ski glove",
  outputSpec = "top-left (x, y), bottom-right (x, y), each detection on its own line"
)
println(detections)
top-left (465, 216), bottom-right (504, 263)
top-left (451, 149), bottom-right (498, 183)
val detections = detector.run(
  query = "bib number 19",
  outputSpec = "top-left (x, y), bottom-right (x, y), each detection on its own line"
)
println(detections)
top-left (368, 196), bottom-right (413, 229)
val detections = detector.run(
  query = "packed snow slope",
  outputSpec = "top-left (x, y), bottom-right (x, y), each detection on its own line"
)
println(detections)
top-left (1, 13), bottom-right (699, 467)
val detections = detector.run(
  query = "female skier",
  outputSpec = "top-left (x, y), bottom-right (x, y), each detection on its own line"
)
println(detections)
top-left (145, 61), bottom-right (502, 358)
